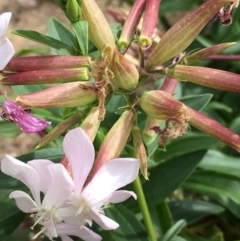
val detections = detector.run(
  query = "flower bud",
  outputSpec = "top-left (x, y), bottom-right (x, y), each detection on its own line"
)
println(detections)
top-left (16, 82), bottom-right (98, 108)
top-left (141, 90), bottom-right (240, 152)
top-left (81, 0), bottom-right (115, 51)
top-left (0, 68), bottom-right (89, 85)
top-left (140, 90), bottom-right (187, 120)
top-left (118, 0), bottom-right (146, 52)
top-left (89, 109), bottom-right (135, 179)
top-left (36, 111), bottom-right (83, 149)
top-left (139, 0), bottom-right (161, 48)
top-left (132, 126), bottom-right (148, 179)
top-left (5, 56), bottom-right (91, 72)
top-left (166, 65), bottom-right (240, 93)
top-left (148, 0), bottom-right (228, 66)
top-left (182, 42), bottom-right (236, 65)
top-left (66, 0), bottom-right (80, 23)
top-left (80, 106), bottom-right (101, 141)
top-left (103, 45), bottom-right (139, 91)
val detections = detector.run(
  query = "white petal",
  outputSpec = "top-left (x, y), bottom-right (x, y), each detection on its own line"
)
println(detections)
top-left (57, 223), bottom-right (102, 241)
top-left (82, 158), bottom-right (139, 205)
top-left (28, 159), bottom-right (54, 193)
top-left (0, 12), bottom-right (11, 43)
top-left (60, 236), bottom-right (73, 241)
top-left (42, 164), bottom-right (74, 209)
top-left (90, 210), bottom-right (119, 230)
top-left (1, 155), bottom-right (41, 206)
top-left (0, 38), bottom-right (15, 70)
top-left (63, 128), bottom-right (95, 195)
top-left (9, 190), bottom-right (37, 213)
top-left (109, 190), bottom-right (137, 203)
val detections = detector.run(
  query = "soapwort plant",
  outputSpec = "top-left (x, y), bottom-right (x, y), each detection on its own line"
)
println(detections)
top-left (1, 0), bottom-right (240, 240)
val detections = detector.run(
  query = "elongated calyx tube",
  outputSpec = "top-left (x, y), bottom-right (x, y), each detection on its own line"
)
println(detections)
top-left (139, 0), bottom-right (161, 48)
top-left (5, 56), bottom-right (91, 72)
top-left (81, 0), bottom-right (115, 51)
top-left (16, 82), bottom-right (98, 108)
top-left (118, 0), bottom-right (146, 51)
top-left (166, 65), bottom-right (240, 93)
top-left (132, 126), bottom-right (148, 179)
top-left (140, 90), bottom-right (240, 152)
top-left (89, 109), bottom-right (135, 179)
top-left (147, 0), bottom-right (228, 66)
top-left (102, 45), bottom-right (139, 91)
top-left (0, 68), bottom-right (89, 85)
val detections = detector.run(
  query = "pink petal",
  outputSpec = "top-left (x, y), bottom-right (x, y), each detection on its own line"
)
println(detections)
top-left (63, 128), bottom-right (95, 195)
top-left (42, 164), bottom-right (74, 209)
top-left (0, 12), bottom-right (12, 43)
top-left (60, 236), bottom-right (73, 241)
top-left (82, 158), bottom-right (139, 205)
top-left (90, 211), bottom-right (119, 230)
top-left (2, 100), bottom-right (50, 133)
top-left (109, 190), bottom-right (137, 203)
top-left (57, 223), bottom-right (102, 241)
top-left (0, 38), bottom-right (15, 70)
top-left (1, 155), bottom-right (41, 206)
top-left (9, 190), bottom-right (37, 213)
top-left (28, 159), bottom-right (54, 193)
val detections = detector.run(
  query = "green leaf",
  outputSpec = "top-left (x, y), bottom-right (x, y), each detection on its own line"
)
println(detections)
top-left (104, 204), bottom-right (149, 241)
top-left (11, 30), bottom-right (74, 54)
top-left (143, 150), bottom-right (207, 206)
top-left (11, 84), bottom-right (48, 95)
top-left (198, 150), bottom-right (240, 178)
top-left (0, 122), bottom-right (21, 138)
top-left (183, 170), bottom-right (240, 204)
top-left (181, 94), bottom-right (212, 111)
top-left (153, 133), bottom-right (217, 162)
top-left (169, 200), bottom-right (224, 224)
top-left (160, 220), bottom-right (186, 241)
top-left (72, 21), bottom-right (88, 56)
top-left (48, 18), bottom-right (79, 55)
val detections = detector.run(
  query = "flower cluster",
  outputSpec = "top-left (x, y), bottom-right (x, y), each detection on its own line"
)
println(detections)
top-left (1, 128), bottom-right (139, 241)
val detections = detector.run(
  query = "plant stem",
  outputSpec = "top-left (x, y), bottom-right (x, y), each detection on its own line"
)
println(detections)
top-left (133, 176), bottom-right (157, 241)
top-left (156, 199), bottom-right (173, 233)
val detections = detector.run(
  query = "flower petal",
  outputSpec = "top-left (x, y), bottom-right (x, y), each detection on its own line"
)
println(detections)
top-left (90, 210), bottom-right (119, 230)
top-left (109, 190), bottom-right (137, 203)
top-left (0, 12), bottom-right (11, 43)
top-left (1, 155), bottom-right (41, 206)
top-left (42, 164), bottom-right (74, 209)
top-left (63, 128), bottom-right (95, 195)
top-left (57, 223), bottom-right (102, 241)
top-left (9, 190), bottom-right (37, 213)
top-left (82, 158), bottom-right (139, 205)
top-left (28, 159), bottom-right (54, 193)
top-left (0, 38), bottom-right (14, 70)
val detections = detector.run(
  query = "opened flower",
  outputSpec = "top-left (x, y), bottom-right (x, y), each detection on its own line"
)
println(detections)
top-left (62, 128), bottom-right (140, 230)
top-left (0, 99), bottom-right (51, 133)
top-left (1, 156), bottom-right (101, 241)
top-left (0, 12), bottom-right (15, 70)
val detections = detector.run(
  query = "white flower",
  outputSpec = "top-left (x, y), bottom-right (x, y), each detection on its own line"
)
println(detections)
top-left (1, 156), bottom-right (101, 241)
top-left (0, 12), bottom-right (15, 70)
top-left (62, 128), bottom-right (140, 230)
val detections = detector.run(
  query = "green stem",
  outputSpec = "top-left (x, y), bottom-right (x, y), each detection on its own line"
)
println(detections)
top-left (156, 199), bottom-right (173, 233)
top-left (133, 176), bottom-right (157, 241)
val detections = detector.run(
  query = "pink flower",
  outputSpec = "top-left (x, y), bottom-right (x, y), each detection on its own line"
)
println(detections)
top-left (62, 128), bottom-right (140, 230)
top-left (0, 12), bottom-right (15, 70)
top-left (1, 99), bottom-right (51, 133)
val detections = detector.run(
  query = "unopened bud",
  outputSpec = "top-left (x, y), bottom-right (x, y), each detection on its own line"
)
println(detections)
top-left (132, 126), bottom-right (148, 179)
top-left (80, 107), bottom-right (101, 141)
top-left (103, 45), bottom-right (139, 91)
top-left (166, 65), bottom-right (240, 93)
top-left (36, 111), bottom-right (83, 149)
top-left (1, 68), bottom-right (89, 85)
top-left (82, 0), bottom-right (115, 51)
top-left (89, 109), bottom-right (135, 179)
top-left (16, 82), bottom-right (98, 108)
top-left (5, 56), bottom-right (91, 72)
